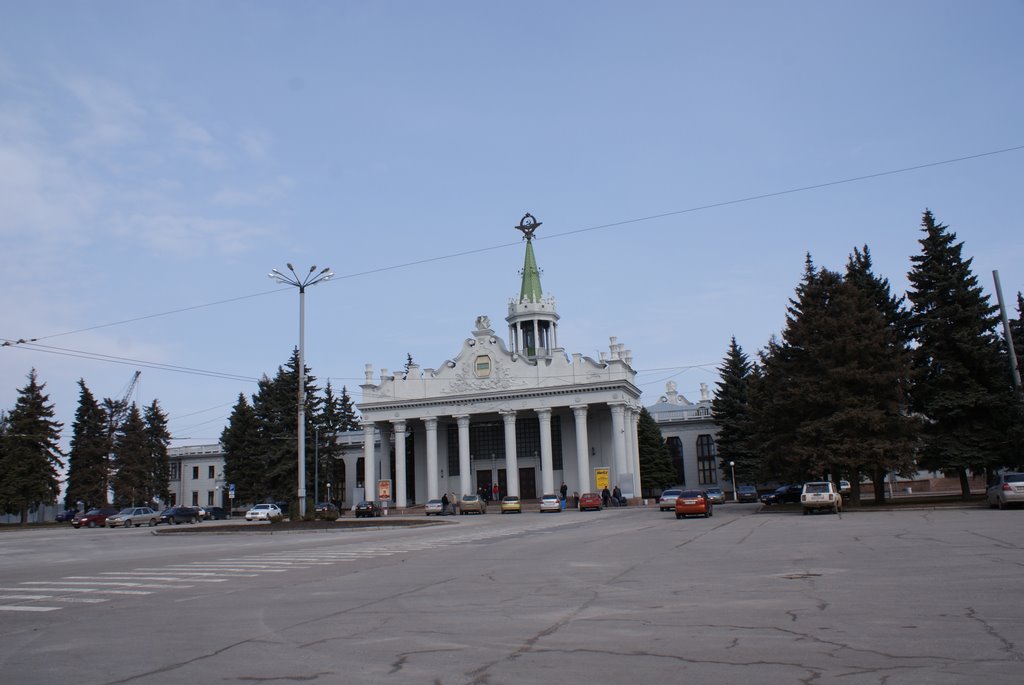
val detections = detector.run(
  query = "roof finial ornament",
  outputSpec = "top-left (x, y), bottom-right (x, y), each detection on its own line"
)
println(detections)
top-left (515, 213), bottom-right (542, 241)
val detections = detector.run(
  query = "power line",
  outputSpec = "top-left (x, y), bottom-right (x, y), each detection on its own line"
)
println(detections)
top-left (3, 144), bottom-right (1021, 385)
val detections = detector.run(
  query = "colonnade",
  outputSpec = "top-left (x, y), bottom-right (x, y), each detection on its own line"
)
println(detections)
top-left (356, 404), bottom-right (643, 508)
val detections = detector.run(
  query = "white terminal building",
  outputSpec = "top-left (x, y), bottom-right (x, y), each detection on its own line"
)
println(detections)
top-left (354, 214), bottom-right (643, 507)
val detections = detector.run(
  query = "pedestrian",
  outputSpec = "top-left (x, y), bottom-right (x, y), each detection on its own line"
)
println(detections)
top-left (613, 484), bottom-right (623, 506)
top-left (441, 492), bottom-right (450, 515)
top-left (560, 482), bottom-right (568, 502)
top-left (492, 483), bottom-right (499, 502)
top-left (601, 487), bottom-right (611, 508)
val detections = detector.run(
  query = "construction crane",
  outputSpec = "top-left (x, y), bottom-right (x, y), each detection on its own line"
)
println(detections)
top-left (108, 370), bottom-right (142, 428)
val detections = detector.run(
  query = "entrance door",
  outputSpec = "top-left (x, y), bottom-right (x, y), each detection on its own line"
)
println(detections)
top-left (518, 467), bottom-right (537, 500)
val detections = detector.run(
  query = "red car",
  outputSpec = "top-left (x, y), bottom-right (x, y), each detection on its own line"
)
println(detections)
top-left (578, 492), bottom-right (603, 511)
top-left (72, 507), bottom-right (119, 528)
top-left (674, 490), bottom-right (713, 519)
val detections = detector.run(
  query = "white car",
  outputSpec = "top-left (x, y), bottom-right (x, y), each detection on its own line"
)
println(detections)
top-left (424, 499), bottom-right (444, 516)
top-left (106, 506), bottom-right (160, 528)
top-left (538, 494), bottom-right (562, 513)
top-left (801, 482), bottom-right (842, 514)
top-left (245, 503), bottom-right (283, 521)
top-left (987, 473), bottom-right (1024, 510)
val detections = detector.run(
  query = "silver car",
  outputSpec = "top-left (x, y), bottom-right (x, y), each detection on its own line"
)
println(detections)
top-left (658, 488), bottom-right (684, 511)
top-left (538, 494), bottom-right (562, 513)
top-left (987, 473), bottom-right (1024, 510)
top-left (106, 507), bottom-right (160, 528)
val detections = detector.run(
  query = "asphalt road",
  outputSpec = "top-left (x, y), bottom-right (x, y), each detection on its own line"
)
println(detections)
top-left (1, 503), bottom-right (1021, 684)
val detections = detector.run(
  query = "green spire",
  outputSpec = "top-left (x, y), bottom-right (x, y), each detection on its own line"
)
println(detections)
top-left (520, 239), bottom-right (543, 302)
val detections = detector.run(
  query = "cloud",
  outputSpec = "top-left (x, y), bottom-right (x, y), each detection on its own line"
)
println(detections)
top-left (110, 212), bottom-right (271, 256)
top-left (0, 137), bottom-right (102, 243)
top-left (61, 75), bottom-right (145, 149)
top-left (211, 176), bottom-right (295, 207)
top-left (239, 128), bottom-right (272, 160)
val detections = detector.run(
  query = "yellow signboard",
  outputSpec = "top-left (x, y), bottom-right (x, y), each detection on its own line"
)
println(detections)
top-left (594, 468), bottom-right (609, 490)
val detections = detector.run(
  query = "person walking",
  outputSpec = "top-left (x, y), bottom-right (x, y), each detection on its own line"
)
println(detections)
top-left (441, 492), bottom-right (450, 516)
top-left (601, 486), bottom-right (611, 508)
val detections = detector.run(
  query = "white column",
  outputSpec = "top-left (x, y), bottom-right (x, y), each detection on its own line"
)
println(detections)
top-left (424, 417), bottom-right (438, 500)
top-left (344, 453), bottom-right (357, 510)
top-left (609, 403), bottom-right (628, 490)
top-left (362, 422), bottom-right (376, 501)
top-left (379, 423), bottom-right (392, 483)
top-left (393, 420), bottom-right (407, 509)
top-left (501, 410), bottom-right (519, 497)
top-left (630, 408), bottom-right (642, 498)
top-left (456, 414), bottom-right (471, 498)
top-left (572, 405), bottom-right (590, 493)
top-left (537, 408), bottom-right (554, 495)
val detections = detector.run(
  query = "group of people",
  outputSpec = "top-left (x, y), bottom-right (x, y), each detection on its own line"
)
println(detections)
top-left (439, 492), bottom-right (459, 515)
top-left (601, 485), bottom-right (625, 508)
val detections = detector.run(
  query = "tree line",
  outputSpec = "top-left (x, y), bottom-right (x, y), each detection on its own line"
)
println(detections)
top-left (0, 373), bottom-right (171, 521)
top-left (711, 210), bottom-right (1024, 502)
top-left (0, 348), bottom-right (362, 521)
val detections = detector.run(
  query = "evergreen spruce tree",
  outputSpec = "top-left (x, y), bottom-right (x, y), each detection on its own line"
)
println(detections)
top-left (221, 393), bottom-right (266, 505)
top-left (316, 381), bottom-right (347, 504)
top-left (637, 407), bottom-right (675, 492)
top-left (338, 385), bottom-right (360, 431)
top-left (249, 348), bottom-right (320, 504)
top-left (712, 337), bottom-right (759, 484)
top-left (845, 245), bottom-right (919, 504)
top-left (65, 379), bottom-right (110, 510)
top-left (0, 369), bottom-right (63, 522)
top-left (110, 405), bottom-right (152, 506)
top-left (907, 210), bottom-right (1017, 497)
top-left (143, 400), bottom-right (172, 504)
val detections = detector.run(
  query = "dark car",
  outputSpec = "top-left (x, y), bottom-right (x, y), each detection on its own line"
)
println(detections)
top-left (160, 506), bottom-right (200, 525)
top-left (354, 501), bottom-right (381, 518)
top-left (761, 484), bottom-right (803, 505)
top-left (55, 508), bottom-right (78, 523)
top-left (72, 507), bottom-right (118, 528)
top-left (736, 485), bottom-right (759, 503)
top-left (203, 506), bottom-right (230, 520)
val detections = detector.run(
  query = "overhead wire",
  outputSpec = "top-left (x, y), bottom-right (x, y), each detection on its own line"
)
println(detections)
top-left (3, 144), bottom-right (1022, 382)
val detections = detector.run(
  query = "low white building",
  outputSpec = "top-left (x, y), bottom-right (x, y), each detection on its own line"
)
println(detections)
top-left (645, 380), bottom-right (722, 495)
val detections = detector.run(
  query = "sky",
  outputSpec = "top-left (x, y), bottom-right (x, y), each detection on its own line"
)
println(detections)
top-left (2, 1), bottom-right (1022, 457)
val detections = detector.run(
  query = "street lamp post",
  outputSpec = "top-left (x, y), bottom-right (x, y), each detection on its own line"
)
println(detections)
top-left (729, 461), bottom-right (737, 502)
top-left (269, 263), bottom-right (333, 518)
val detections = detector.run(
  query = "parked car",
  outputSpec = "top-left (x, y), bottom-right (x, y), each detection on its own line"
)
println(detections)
top-left (203, 506), bottom-right (230, 520)
top-left (675, 490), bottom-right (713, 518)
top-left (839, 480), bottom-right (852, 493)
top-left (424, 498), bottom-right (444, 516)
top-left (578, 492), bottom-right (603, 511)
top-left (987, 472), bottom-right (1024, 510)
top-left (353, 501), bottom-right (382, 518)
top-left (55, 508), bottom-right (78, 523)
top-left (162, 506), bottom-right (201, 524)
top-left (538, 493), bottom-right (562, 513)
top-left (736, 485), bottom-right (759, 503)
top-left (245, 503), bottom-right (283, 521)
top-left (500, 496), bottom-right (522, 514)
top-left (459, 494), bottom-right (486, 515)
top-left (106, 506), bottom-right (160, 528)
top-left (801, 481), bottom-right (843, 514)
top-left (761, 484), bottom-right (803, 505)
top-left (658, 488), bottom-right (684, 511)
top-left (704, 488), bottom-right (726, 504)
top-left (72, 507), bottom-right (118, 528)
